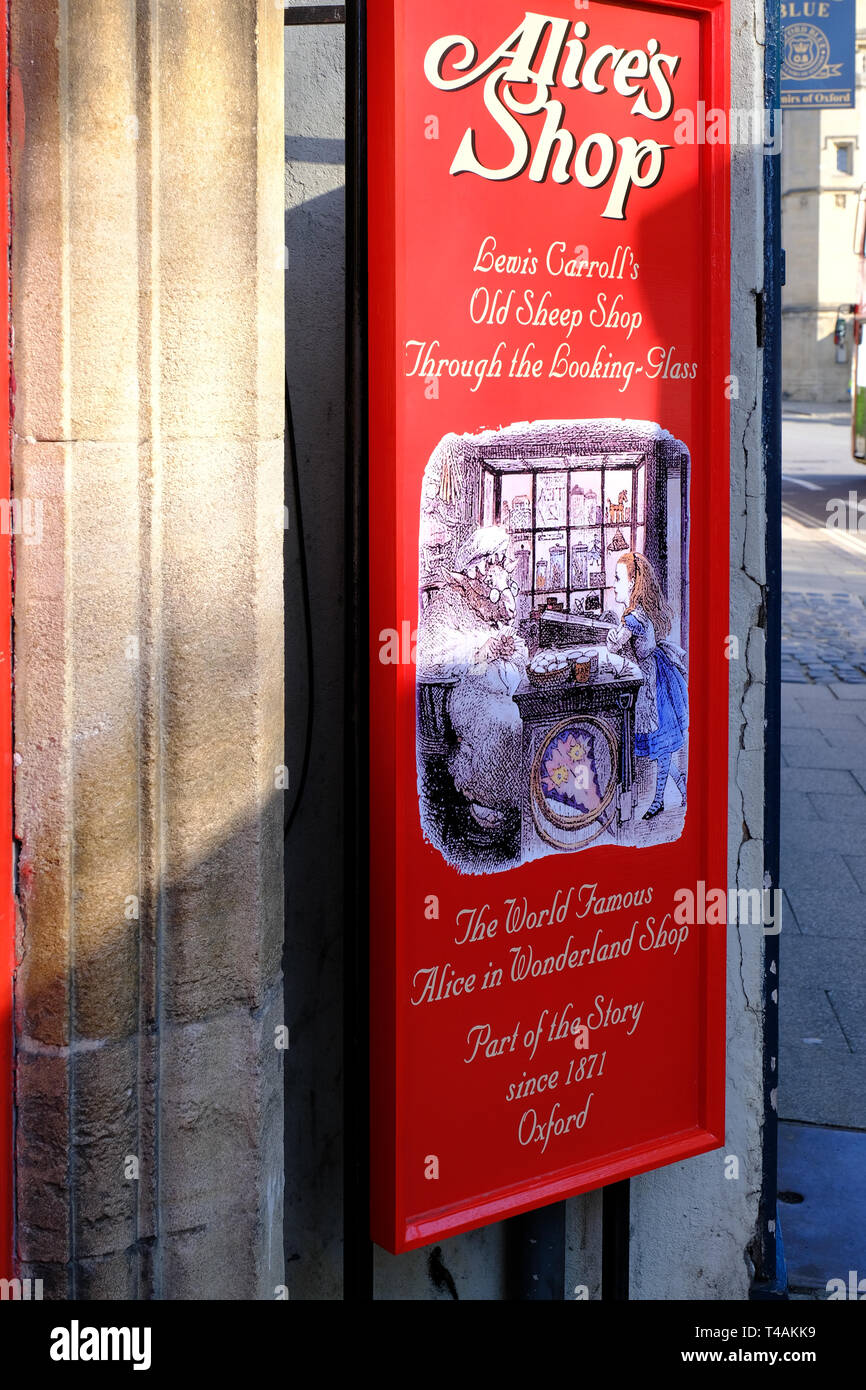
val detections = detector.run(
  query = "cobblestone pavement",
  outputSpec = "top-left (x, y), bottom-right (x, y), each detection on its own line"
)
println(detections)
top-left (782, 591), bottom-right (866, 684)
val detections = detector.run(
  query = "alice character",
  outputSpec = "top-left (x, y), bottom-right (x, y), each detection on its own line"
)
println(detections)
top-left (608, 552), bottom-right (688, 820)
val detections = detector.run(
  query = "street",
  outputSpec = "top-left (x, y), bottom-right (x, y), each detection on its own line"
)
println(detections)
top-left (778, 401), bottom-right (866, 1296)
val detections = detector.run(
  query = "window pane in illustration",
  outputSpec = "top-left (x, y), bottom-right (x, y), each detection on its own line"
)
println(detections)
top-left (604, 541), bottom-right (624, 596)
top-left (604, 468), bottom-right (634, 530)
top-left (535, 529), bottom-right (567, 596)
top-left (569, 526), bottom-right (597, 590)
top-left (635, 460), bottom-right (647, 528)
top-left (482, 469), bottom-right (495, 527)
top-left (500, 472), bottom-right (532, 534)
top-left (535, 469), bottom-right (567, 527)
top-left (569, 470), bottom-right (602, 526)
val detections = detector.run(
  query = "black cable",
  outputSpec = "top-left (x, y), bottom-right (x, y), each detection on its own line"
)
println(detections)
top-left (284, 370), bottom-right (315, 839)
top-left (284, 6), bottom-right (345, 25)
top-left (344, 0), bottom-right (374, 1301)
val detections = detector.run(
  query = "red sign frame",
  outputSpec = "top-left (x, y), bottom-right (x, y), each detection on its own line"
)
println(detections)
top-left (1, 0), bottom-right (13, 1282)
top-left (362, 0), bottom-right (729, 1254)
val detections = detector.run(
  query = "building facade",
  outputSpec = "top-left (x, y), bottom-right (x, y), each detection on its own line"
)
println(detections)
top-left (781, 2), bottom-right (866, 401)
top-left (1, 0), bottom-right (777, 1300)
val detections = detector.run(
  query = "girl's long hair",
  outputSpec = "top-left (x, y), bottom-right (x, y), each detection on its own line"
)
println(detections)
top-left (620, 552), bottom-right (673, 639)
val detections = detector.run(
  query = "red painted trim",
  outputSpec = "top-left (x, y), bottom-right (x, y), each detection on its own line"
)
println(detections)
top-left (0, 0), bottom-right (13, 1283)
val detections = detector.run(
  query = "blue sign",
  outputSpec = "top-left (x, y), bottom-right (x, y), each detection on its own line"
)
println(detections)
top-left (781, 0), bottom-right (855, 107)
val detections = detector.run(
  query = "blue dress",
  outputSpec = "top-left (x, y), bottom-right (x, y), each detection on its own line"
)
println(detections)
top-left (623, 608), bottom-right (689, 759)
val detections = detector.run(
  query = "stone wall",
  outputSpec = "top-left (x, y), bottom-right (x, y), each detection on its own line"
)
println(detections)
top-left (12, 0), bottom-right (285, 1299)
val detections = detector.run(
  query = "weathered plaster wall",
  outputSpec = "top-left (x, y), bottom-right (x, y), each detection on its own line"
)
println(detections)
top-left (283, 0), bottom-right (770, 1300)
top-left (12, 0), bottom-right (285, 1299)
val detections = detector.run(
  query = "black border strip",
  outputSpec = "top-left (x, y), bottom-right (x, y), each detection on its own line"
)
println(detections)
top-left (754, 0), bottom-right (784, 1299)
top-left (344, 0), bottom-right (373, 1301)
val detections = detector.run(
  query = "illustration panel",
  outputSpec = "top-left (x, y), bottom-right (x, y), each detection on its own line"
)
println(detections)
top-left (417, 418), bottom-right (690, 873)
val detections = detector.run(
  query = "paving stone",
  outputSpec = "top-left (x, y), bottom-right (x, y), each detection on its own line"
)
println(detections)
top-left (780, 711), bottom-right (865, 733)
top-left (788, 687), bottom-right (844, 708)
top-left (781, 726), bottom-right (826, 745)
top-left (797, 799), bottom-right (866, 835)
top-left (842, 854), bottom-right (866, 891)
top-left (780, 935), bottom-right (866, 1051)
top-left (780, 767), bottom-right (862, 795)
top-left (783, 817), bottom-right (866, 854)
top-left (780, 929), bottom-right (862, 977)
top-left (821, 728), bottom-right (866, 749)
top-left (789, 676), bottom-right (843, 691)
top-left (789, 675), bottom-right (845, 692)
top-left (778, 962), bottom-right (849, 1048)
top-left (782, 742), bottom-right (866, 770)
top-left (778, 1125), bottom-right (866, 1294)
top-left (824, 982), bottom-right (866, 1053)
top-left (777, 1050), bottom-right (866, 1130)
top-left (780, 889), bottom-right (802, 934)
top-left (828, 683), bottom-right (866, 700)
top-left (809, 792), bottom-right (866, 824)
top-left (779, 886), bottom-right (866, 938)
top-left (779, 790), bottom-right (816, 824)
top-left (779, 849), bottom-right (862, 899)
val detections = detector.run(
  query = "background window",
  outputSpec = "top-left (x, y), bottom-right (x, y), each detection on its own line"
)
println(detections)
top-left (836, 142), bottom-right (853, 175)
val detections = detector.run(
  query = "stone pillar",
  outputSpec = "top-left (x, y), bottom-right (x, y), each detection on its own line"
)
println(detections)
top-left (11, 0), bottom-right (284, 1299)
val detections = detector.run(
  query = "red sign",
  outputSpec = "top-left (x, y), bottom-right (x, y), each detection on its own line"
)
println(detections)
top-left (364, 0), bottom-right (729, 1253)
